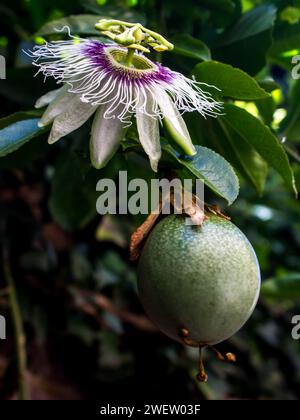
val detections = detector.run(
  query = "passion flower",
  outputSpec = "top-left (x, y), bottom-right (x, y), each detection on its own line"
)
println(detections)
top-left (27, 20), bottom-right (222, 171)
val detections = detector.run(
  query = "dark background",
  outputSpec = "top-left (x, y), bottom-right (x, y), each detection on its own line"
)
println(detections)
top-left (0, 0), bottom-right (300, 400)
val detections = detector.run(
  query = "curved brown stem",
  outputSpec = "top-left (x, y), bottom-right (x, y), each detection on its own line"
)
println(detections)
top-left (209, 345), bottom-right (236, 363)
top-left (197, 346), bottom-right (208, 383)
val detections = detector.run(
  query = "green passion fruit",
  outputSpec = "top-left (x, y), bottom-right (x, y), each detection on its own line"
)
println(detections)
top-left (137, 214), bottom-right (260, 347)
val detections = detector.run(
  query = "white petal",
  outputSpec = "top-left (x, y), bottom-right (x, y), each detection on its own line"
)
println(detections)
top-left (136, 95), bottom-right (161, 172)
top-left (35, 87), bottom-right (65, 109)
top-left (90, 104), bottom-right (128, 169)
top-left (38, 88), bottom-right (77, 127)
top-left (48, 98), bottom-right (96, 144)
top-left (156, 89), bottom-right (196, 156)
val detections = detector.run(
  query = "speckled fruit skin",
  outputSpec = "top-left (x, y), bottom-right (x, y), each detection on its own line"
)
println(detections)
top-left (138, 215), bottom-right (261, 346)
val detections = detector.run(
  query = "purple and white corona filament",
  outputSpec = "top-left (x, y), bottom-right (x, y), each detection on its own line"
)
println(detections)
top-left (29, 34), bottom-right (222, 171)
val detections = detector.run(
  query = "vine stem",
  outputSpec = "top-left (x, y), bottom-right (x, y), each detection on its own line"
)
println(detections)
top-left (3, 250), bottom-right (29, 400)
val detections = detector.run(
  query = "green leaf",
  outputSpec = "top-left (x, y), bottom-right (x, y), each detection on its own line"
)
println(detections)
top-left (256, 78), bottom-right (280, 93)
top-left (217, 5), bottom-right (277, 46)
top-left (95, 215), bottom-right (127, 248)
top-left (35, 9), bottom-right (147, 38)
top-left (269, 22), bottom-right (300, 56)
top-left (49, 151), bottom-right (99, 231)
top-left (268, 22), bottom-right (300, 71)
top-left (280, 80), bottom-right (300, 142)
top-left (163, 143), bottom-right (239, 205)
top-left (81, 0), bottom-right (146, 25)
top-left (0, 111), bottom-right (47, 157)
top-left (172, 34), bottom-right (211, 62)
top-left (184, 113), bottom-right (268, 194)
top-left (280, 6), bottom-right (300, 25)
top-left (294, 165), bottom-right (300, 192)
top-left (255, 95), bottom-right (276, 126)
top-left (215, 31), bottom-right (274, 76)
top-left (36, 14), bottom-right (102, 37)
top-left (217, 119), bottom-right (268, 195)
top-left (200, 0), bottom-right (235, 14)
top-left (222, 104), bottom-right (297, 194)
top-left (213, 5), bottom-right (276, 75)
top-left (193, 61), bottom-right (269, 100)
top-left (261, 273), bottom-right (300, 300)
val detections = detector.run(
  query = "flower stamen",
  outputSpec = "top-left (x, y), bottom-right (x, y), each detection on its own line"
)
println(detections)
top-left (95, 19), bottom-right (174, 54)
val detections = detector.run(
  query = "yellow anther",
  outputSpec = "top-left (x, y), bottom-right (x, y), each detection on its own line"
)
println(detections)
top-left (115, 28), bottom-right (136, 45)
top-left (127, 43), bottom-right (150, 53)
top-left (95, 18), bottom-right (174, 54)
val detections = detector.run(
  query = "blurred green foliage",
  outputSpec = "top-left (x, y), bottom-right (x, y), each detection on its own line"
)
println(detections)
top-left (0, 0), bottom-right (299, 400)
